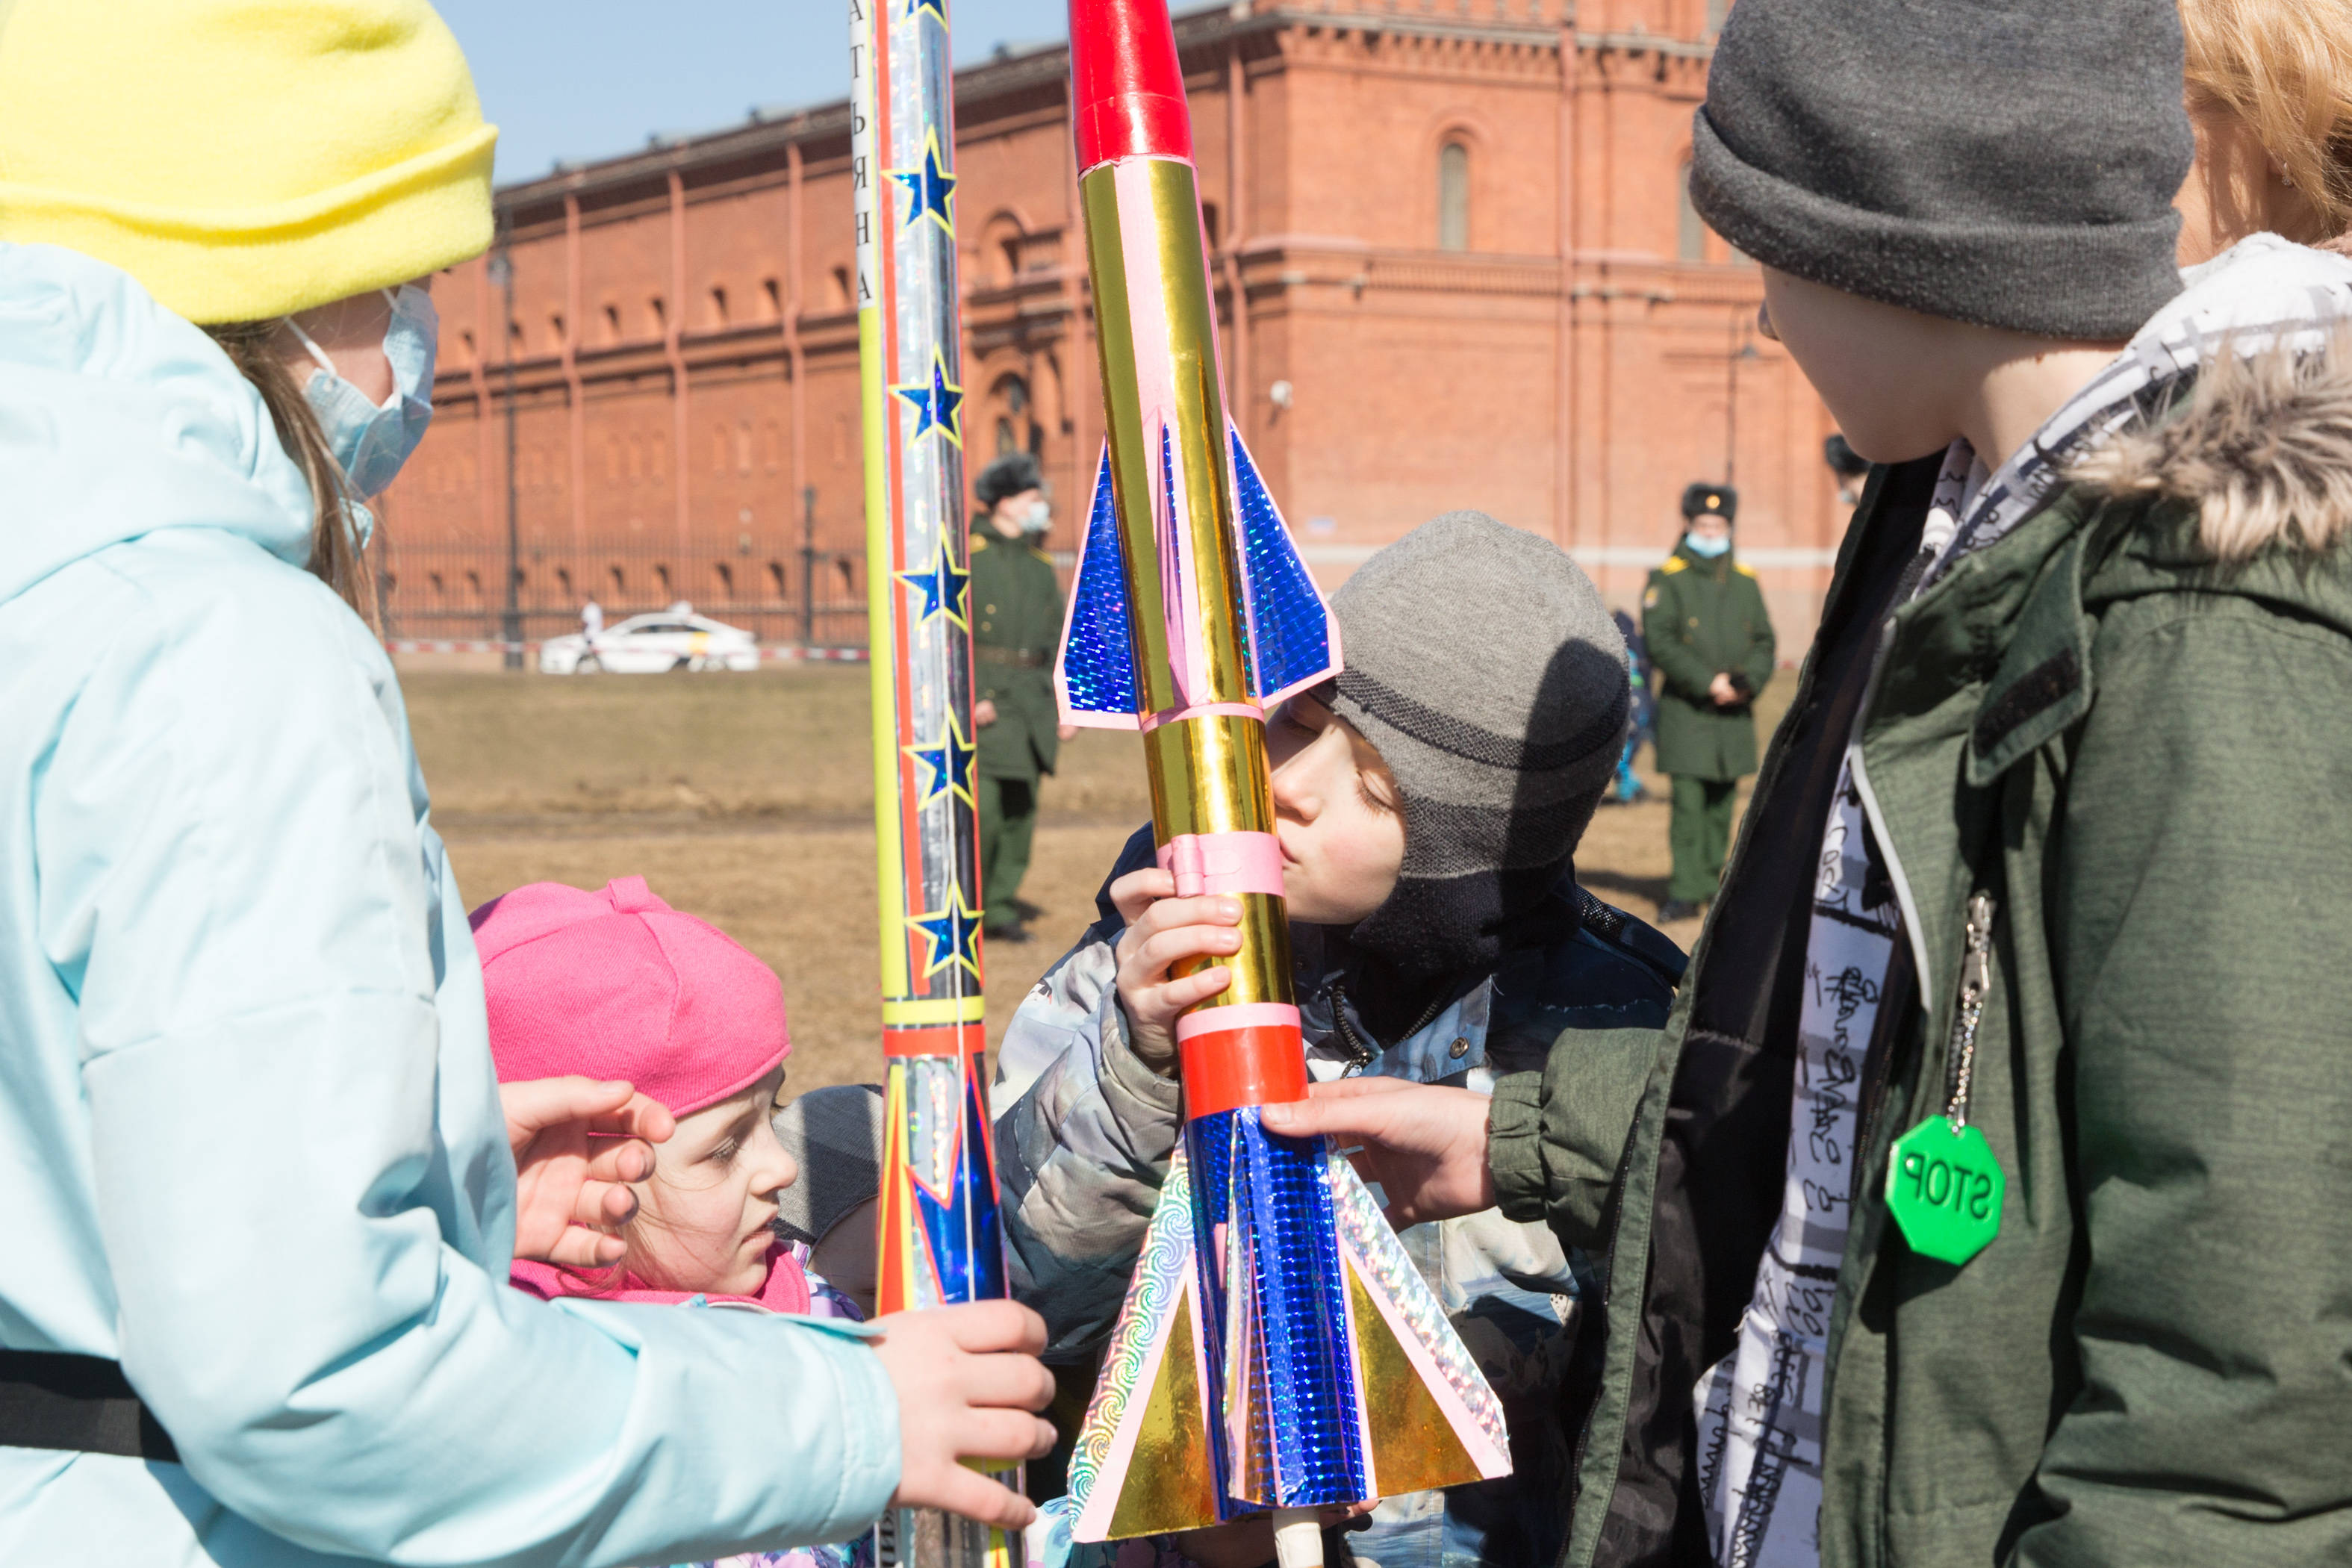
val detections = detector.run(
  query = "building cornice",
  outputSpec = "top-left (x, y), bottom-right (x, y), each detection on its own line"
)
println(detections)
top-left (494, 1), bottom-right (1708, 215)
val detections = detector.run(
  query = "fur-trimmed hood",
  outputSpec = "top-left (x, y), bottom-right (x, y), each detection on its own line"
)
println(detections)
top-left (2071, 235), bottom-right (2352, 561)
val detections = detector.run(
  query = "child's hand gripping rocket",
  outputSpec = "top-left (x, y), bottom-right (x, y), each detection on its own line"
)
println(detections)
top-left (1051, 1), bottom-right (1513, 1559)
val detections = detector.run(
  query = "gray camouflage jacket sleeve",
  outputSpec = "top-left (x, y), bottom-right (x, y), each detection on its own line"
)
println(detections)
top-left (991, 932), bottom-right (1183, 1360)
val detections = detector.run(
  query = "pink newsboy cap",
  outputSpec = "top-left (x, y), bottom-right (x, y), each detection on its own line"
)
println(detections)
top-left (470, 877), bottom-right (789, 1118)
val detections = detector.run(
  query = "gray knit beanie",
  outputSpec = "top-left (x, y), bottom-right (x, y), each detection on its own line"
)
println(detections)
top-left (1324, 512), bottom-right (1626, 1036)
top-left (1689, 0), bottom-right (2194, 340)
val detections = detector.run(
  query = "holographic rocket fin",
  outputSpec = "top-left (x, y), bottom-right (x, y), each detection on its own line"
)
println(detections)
top-left (877, 1054), bottom-right (1006, 1316)
top-left (1063, 1139), bottom-right (1222, 1540)
top-left (1053, 426), bottom-right (1340, 728)
top-left (1055, 444), bottom-right (1145, 729)
top-left (1063, 1117), bottom-right (1511, 1543)
top-left (1227, 424), bottom-right (1341, 708)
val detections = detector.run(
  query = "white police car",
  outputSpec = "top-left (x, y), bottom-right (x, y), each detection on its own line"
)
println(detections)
top-left (538, 609), bottom-right (759, 674)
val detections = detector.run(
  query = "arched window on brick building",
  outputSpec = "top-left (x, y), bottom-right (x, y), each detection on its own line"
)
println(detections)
top-left (1679, 161), bottom-right (1707, 261)
top-left (991, 373), bottom-right (1037, 458)
top-left (1437, 140), bottom-right (1470, 252)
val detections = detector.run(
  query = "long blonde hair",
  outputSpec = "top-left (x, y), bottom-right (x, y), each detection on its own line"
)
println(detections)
top-left (2181, 0), bottom-right (2352, 239)
top-left (202, 320), bottom-right (379, 627)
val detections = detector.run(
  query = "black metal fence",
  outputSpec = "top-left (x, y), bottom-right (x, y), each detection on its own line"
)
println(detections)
top-left (364, 528), bottom-right (874, 650)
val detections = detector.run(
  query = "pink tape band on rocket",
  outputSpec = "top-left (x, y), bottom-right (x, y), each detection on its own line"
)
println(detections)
top-left (1174, 1002), bottom-right (1301, 1043)
top-left (1158, 830), bottom-right (1287, 897)
top-left (1139, 700), bottom-right (1263, 733)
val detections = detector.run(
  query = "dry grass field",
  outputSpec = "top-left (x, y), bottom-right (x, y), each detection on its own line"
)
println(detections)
top-left (408, 665), bottom-right (1785, 1091)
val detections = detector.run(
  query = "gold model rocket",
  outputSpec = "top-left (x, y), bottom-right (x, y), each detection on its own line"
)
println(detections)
top-left (1051, 1), bottom-right (1513, 1561)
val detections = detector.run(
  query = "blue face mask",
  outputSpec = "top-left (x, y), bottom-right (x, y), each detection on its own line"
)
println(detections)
top-left (284, 284), bottom-right (438, 500)
top-left (1684, 529), bottom-right (1732, 559)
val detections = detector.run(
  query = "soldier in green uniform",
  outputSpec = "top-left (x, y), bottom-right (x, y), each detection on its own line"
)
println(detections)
top-left (968, 452), bottom-right (1071, 943)
top-left (1642, 482), bottom-right (1775, 923)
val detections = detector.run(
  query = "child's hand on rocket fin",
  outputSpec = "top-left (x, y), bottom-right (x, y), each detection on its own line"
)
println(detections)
top-left (1262, 1077), bottom-right (1496, 1228)
top-left (1107, 865), bottom-right (1242, 1073)
top-left (871, 1300), bottom-right (1058, 1529)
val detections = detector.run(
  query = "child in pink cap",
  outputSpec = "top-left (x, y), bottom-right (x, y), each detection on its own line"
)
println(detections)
top-left (472, 876), bottom-right (837, 1316)
top-left (474, 876), bottom-right (871, 1567)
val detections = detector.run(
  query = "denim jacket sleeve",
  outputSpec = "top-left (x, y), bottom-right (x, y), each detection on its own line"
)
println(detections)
top-left (992, 933), bottom-right (1183, 1359)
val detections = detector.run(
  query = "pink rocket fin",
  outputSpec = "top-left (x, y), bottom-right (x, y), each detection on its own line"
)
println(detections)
top-left (1325, 1145), bottom-right (1513, 1496)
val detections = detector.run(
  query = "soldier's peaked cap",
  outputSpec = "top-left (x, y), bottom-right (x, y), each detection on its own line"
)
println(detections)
top-left (1681, 482), bottom-right (1737, 523)
top-left (974, 451), bottom-right (1045, 507)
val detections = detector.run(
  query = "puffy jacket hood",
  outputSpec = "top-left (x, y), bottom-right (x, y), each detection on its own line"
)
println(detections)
top-left (2071, 234), bottom-right (2352, 561)
top-left (0, 241), bottom-right (313, 606)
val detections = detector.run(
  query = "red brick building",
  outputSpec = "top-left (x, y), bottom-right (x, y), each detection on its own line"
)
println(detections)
top-left (381, 0), bottom-right (1841, 650)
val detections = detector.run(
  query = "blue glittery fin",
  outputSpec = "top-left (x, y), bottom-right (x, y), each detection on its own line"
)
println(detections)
top-left (1055, 443), bottom-right (1142, 726)
top-left (1191, 1109), bottom-right (1369, 1511)
top-left (1228, 424), bottom-right (1340, 706)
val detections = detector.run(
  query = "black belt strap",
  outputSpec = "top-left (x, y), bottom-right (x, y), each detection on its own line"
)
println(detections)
top-left (0, 1351), bottom-right (178, 1462)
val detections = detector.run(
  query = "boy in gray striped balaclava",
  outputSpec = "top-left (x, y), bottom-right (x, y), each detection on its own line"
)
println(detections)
top-left (990, 509), bottom-right (1681, 1567)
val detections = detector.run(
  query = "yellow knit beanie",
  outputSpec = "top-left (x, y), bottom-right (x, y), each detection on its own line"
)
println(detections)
top-left (0, 0), bottom-right (497, 325)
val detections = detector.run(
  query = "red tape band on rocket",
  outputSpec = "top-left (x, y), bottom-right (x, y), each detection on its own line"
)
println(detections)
top-left (1176, 1006), bottom-right (1309, 1119)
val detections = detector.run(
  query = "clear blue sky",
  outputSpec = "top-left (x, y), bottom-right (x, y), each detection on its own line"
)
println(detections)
top-left (435, 1), bottom-right (1071, 182)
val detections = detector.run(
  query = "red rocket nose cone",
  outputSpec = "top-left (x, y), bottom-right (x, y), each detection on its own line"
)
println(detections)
top-left (1068, 0), bottom-right (1194, 169)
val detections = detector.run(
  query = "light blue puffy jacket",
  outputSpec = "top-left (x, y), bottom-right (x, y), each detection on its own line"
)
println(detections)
top-left (0, 243), bottom-right (899, 1567)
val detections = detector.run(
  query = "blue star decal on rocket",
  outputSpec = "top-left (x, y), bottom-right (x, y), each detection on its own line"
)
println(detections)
top-left (896, 532), bottom-right (971, 627)
top-left (892, 351), bottom-right (964, 448)
top-left (889, 132), bottom-right (956, 234)
top-left (904, 705), bottom-right (978, 808)
top-left (909, 883), bottom-right (985, 980)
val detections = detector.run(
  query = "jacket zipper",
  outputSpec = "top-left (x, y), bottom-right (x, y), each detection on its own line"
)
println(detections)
top-left (1851, 892), bottom-right (1991, 1203)
top-left (1325, 981), bottom-right (1449, 1071)
top-left (1941, 893), bottom-right (1996, 1125)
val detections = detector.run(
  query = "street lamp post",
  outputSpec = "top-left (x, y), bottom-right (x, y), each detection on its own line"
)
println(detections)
top-left (488, 249), bottom-right (523, 670)
top-left (800, 485), bottom-right (817, 650)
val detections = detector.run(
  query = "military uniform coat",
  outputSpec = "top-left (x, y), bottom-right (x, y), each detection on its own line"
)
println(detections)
top-left (1640, 539), bottom-right (1776, 780)
top-left (968, 526), bottom-right (1065, 780)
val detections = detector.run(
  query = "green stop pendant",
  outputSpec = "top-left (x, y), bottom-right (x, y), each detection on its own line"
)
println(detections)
top-left (1885, 1116), bottom-right (2005, 1266)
